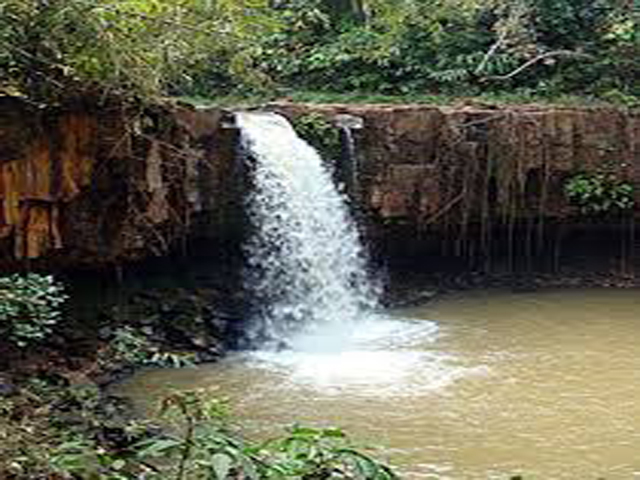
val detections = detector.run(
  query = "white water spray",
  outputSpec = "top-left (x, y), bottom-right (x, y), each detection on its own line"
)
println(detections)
top-left (237, 112), bottom-right (380, 350)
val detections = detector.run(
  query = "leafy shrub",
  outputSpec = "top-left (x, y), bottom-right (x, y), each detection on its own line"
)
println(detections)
top-left (135, 390), bottom-right (398, 480)
top-left (260, 0), bottom-right (640, 101)
top-left (0, 274), bottom-right (67, 347)
top-left (1, 384), bottom-right (398, 480)
top-left (0, 379), bottom-right (142, 479)
top-left (135, 390), bottom-right (257, 480)
top-left (100, 326), bottom-right (196, 369)
top-left (292, 112), bottom-right (342, 159)
top-left (0, 0), bottom-right (277, 101)
top-left (564, 173), bottom-right (635, 214)
top-left (262, 424), bottom-right (397, 479)
top-left (1, 0), bottom-right (638, 102)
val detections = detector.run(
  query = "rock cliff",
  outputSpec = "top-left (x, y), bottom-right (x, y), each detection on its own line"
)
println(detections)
top-left (0, 97), bottom-right (237, 269)
top-left (1, 97), bottom-right (638, 271)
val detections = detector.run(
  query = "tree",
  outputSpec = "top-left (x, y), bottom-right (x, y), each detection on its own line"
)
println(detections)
top-left (0, 0), bottom-right (278, 102)
top-left (324, 0), bottom-right (366, 23)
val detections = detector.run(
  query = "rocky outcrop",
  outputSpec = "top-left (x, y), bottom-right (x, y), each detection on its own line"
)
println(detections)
top-left (0, 97), bottom-right (238, 269)
top-left (272, 103), bottom-right (640, 267)
top-left (1, 97), bottom-right (639, 270)
top-left (273, 103), bottom-right (640, 219)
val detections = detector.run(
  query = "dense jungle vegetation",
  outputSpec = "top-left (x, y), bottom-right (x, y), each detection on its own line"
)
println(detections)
top-left (0, 1), bottom-right (639, 478)
top-left (0, 0), bottom-right (638, 105)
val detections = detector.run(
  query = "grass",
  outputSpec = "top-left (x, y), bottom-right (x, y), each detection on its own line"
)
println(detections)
top-left (174, 89), bottom-right (640, 110)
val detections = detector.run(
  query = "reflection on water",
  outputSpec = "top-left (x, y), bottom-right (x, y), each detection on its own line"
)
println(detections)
top-left (120, 289), bottom-right (640, 479)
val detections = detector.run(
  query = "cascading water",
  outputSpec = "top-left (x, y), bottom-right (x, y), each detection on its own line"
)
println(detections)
top-left (229, 110), bottom-right (439, 393)
top-left (122, 113), bottom-right (640, 479)
top-left (236, 112), bottom-right (380, 350)
top-left (123, 111), bottom-right (462, 478)
top-left (340, 126), bottom-right (358, 196)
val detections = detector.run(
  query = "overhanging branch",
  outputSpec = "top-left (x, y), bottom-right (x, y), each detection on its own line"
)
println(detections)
top-left (483, 50), bottom-right (594, 82)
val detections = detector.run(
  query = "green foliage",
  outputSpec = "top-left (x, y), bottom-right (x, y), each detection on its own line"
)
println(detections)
top-left (279, 90), bottom-right (618, 107)
top-left (262, 424), bottom-right (398, 479)
top-left (0, 273), bottom-right (67, 347)
top-left (292, 112), bottom-right (342, 159)
top-left (1, 383), bottom-right (398, 479)
top-left (1, 0), bottom-right (638, 103)
top-left (101, 326), bottom-right (196, 369)
top-left (259, 0), bottom-right (639, 100)
top-left (135, 390), bottom-right (258, 480)
top-left (564, 173), bottom-right (635, 214)
top-left (135, 390), bottom-right (397, 479)
top-left (259, 1), bottom-right (497, 92)
top-left (0, 378), bottom-right (144, 479)
top-left (49, 439), bottom-right (135, 480)
top-left (0, 0), bottom-right (277, 102)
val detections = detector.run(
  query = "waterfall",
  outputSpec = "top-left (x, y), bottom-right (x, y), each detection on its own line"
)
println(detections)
top-left (340, 126), bottom-right (358, 196)
top-left (237, 112), bottom-right (380, 350)
top-left (335, 113), bottom-right (364, 197)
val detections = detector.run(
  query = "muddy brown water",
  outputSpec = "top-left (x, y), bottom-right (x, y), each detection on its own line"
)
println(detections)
top-left (120, 289), bottom-right (640, 479)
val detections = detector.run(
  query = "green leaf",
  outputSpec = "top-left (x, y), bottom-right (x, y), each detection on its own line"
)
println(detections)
top-left (136, 437), bottom-right (183, 458)
top-left (211, 453), bottom-right (232, 479)
top-left (111, 459), bottom-right (126, 471)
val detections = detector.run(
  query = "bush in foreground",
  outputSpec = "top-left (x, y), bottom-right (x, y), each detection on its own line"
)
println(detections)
top-left (0, 385), bottom-right (397, 479)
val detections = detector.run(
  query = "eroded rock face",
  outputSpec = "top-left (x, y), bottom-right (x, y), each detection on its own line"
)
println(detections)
top-left (0, 98), bottom-right (238, 269)
top-left (272, 103), bottom-right (640, 222)
top-left (272, 103), bottom-right (640, 266)
top-left (1, 98), bottom-right (639, 270)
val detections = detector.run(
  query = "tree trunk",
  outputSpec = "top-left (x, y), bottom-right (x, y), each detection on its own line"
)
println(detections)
top-left (324, 0), bottom-right (366, 23)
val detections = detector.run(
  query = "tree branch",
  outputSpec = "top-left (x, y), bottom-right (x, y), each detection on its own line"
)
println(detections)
top-left (483, 50), bottom-right (593, 82)
top-left (474, 30), bottom-right (508, 76)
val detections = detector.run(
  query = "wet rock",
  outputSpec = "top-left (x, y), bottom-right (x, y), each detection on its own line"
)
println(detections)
top-left (0, 97), bottom-right (235, 270)
top-left (0, 375), bottom-right (16, 397)
top-left (510, 277), bottom-right (538, 293)
top-left (190, 333), bottom-right (211, 349)
top-left (384, 285), bottom-right (439, 308)
top-left (98, 326), bottom-right (113, 340)
top-left (141, 326), bottom-right (154, 337)
top-left (2, 97), bottom-right (637, 273)
top-left (195, 351), bottom-right (220, 363)
top-left (96, 285), bottom-right (244, 361)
